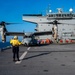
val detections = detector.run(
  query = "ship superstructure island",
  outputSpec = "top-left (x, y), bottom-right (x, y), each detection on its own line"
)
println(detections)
top-left (22, 8), bottom-right (75, 43)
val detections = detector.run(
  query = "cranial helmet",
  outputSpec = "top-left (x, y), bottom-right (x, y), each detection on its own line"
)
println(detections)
top-left (14, 36), bottom-right (18, 39)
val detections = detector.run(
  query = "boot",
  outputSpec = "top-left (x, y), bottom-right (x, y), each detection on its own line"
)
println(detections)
top-left (17, 58), bottom-right (20, 61)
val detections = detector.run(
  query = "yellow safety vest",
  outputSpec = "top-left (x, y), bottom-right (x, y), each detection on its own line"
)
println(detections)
top-left (10, 39), bottom-right (22, 46)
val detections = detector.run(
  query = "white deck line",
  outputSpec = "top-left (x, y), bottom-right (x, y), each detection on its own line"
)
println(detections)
top-left (15, 47), bottom-right (31, 64)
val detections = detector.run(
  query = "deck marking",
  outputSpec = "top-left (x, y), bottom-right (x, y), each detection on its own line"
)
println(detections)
top-left (15, 47), bottom-right (31, 64)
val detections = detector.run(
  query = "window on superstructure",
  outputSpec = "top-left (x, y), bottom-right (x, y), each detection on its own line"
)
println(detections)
top-left (67, 14), bottom-right (70, 17)
top-left (62, 14), bottom-right (66, 17)
top-left (56, 14), bottom-right (58, 17)
top-left (58, 14), bottom-right (61, 17)
top-left (53, 14), bottom-right (55, 17)
top-left (71, 14), bottom-right (73, 17)
top-left (64, 14), bottom-right (66, 17)
top-left (49, 15), bottom-right (51, 17)
top-left (72, 14), bottom-right (74, 17)
top-left (69, 14), bottom-right (72, 17)
top-left (73, 14), bottom-right (75, 17)
top-left (72, 14), bottom-right (75, 17)
top-left (48, 15), bottom-right (50, 17)
top-left (62, 14), bottom-right (64, 17)
top-left (51, 14), bottom-right (53, 17)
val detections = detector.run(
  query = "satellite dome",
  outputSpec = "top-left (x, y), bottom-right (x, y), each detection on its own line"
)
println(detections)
top-left (49, 10), bottom-right (52, 13)
top-left (69, 8), bottom-right (73, 13)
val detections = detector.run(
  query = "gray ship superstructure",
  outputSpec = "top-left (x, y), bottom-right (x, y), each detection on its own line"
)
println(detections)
top-left (22, 8), bottom-right (75, 42)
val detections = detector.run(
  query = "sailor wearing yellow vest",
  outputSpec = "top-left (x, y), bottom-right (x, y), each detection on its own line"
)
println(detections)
top-left (10, 36), bottom-right (22, 62)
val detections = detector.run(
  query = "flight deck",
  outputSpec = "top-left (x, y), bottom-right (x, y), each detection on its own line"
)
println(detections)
top-left (0, 44), bottom-right (75, 75)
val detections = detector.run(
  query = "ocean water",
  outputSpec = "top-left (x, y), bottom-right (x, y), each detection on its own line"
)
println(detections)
top-left (0, 42), bottom-right (11, 49)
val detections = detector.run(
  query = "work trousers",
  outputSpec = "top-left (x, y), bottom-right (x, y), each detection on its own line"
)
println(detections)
top-left (12, 46), bottom-right (19, 60)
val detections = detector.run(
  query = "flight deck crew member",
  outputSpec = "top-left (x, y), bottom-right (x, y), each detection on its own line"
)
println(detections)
top-left (52, 24), bottom-right (57, 40)
top-left (10, 36), bottom-right (22, 62)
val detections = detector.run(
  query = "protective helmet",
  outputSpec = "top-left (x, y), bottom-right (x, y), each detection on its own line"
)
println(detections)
top-left (14, 36), bottom-right (18, 39)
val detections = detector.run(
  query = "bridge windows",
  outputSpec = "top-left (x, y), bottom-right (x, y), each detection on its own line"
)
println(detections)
top-left (48, 13), bottom-right (75, 18)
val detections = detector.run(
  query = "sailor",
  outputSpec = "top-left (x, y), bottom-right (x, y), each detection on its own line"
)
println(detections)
top-left (10, 36), bottom-right (22, 62)
top-left (52, 24), bottom-right (57, 40)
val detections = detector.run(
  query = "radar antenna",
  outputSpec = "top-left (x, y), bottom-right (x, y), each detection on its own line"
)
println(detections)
top-left (57, 8), bottom-right (62, 13)
top-left (69, 8), bottom-right (73, 13)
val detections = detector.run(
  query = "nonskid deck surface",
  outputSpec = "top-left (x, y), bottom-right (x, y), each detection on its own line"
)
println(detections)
top-left (0, 44), bottom-right (75, 75)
